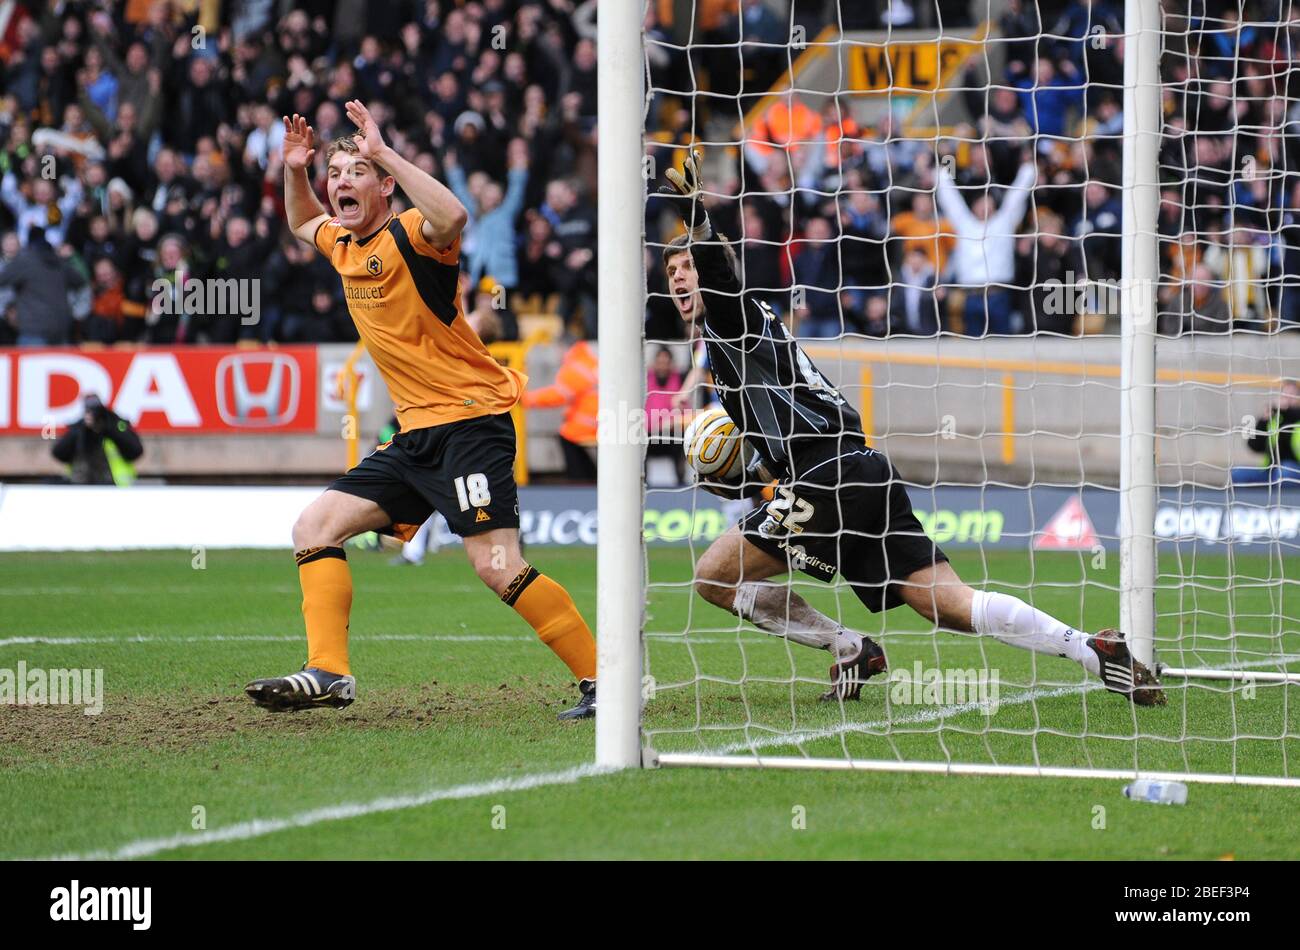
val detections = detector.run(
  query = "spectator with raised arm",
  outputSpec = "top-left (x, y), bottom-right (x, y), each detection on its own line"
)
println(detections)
top-left (936, 147), bottom-right (1037, 335)
top-left (446, 138), bottom-right (529, 289)
top-left (0, 0), bottom-right (601, 350)
top-left (1, 164), bottom-right (83, 245)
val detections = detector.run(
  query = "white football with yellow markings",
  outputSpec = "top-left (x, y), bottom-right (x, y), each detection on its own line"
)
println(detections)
top-left (684, 407), bottom-right (750, 480)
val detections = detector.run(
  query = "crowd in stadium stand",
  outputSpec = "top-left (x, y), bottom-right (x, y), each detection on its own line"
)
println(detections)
top-left (0, 0), bottom-right (598, 346)
top-left (1, 0), bottom-right (1296, 347)
top-left (646, 0), bottom-right (1300, 340)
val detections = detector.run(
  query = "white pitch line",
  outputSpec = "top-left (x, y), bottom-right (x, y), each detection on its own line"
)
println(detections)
top-left (0, 586), bottom-right (297, 596)
top-left (709, 684), bottom-right (1099, 756)
top-left (0, 634), bottom-right (535, 648)
top-left (0, 583), bottom-right (495, 596)
top-left (0, 633), bottom-right (769, 648)
top-left (702, 652), bottom-right (1300, 758)
top-left (14, 647), bottom-right (1300, 859)
top-left (33, 763), bottom-right (613, 862)
top-left (6, 631), bottom-right (1292, 651)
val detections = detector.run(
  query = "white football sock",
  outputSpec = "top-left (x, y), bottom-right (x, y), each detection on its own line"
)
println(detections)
top-left (732, 582), bottom-right (863, 660)
top-left (970, 590), bottom-right (1099, 675)
top-left (402, 517), bottom-right (433, 564)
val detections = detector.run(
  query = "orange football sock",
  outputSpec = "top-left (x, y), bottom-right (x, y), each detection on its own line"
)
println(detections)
top-left (296, 546), bottom-right (353, 676)
top-left (503, 565), bottom-right (597, 682)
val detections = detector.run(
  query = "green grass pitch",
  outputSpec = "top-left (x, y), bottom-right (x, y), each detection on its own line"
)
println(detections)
top-left (1, 545), bottom-right (1298, 860)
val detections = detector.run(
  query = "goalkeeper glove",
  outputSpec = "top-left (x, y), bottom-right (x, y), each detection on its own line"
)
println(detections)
top-left (695, 451), bottom-right (776, 500)
top-left (658, 147), bottom-right (710, 235)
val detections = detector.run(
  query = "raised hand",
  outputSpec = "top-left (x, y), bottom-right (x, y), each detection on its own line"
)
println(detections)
top-left (344, 99), bottom-right (387, 160)
top-left (507, 138), bottom-right (529, 170)
top-left (282, 114), bottom-right (316, 170)
top-left (659, 147), bottom-right (705, 224)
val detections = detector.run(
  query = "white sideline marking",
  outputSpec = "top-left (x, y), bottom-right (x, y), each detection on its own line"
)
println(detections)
top-left (36, 763), bottom-right (611, 861)
top-left (0, 583), bottom-right (495, 596)
top-left (0, 633), bottom-right (768, 648)
top-left (708, 652), bottom-right (1300, 757)
top-left (0, 634), bottom-right (534, 647)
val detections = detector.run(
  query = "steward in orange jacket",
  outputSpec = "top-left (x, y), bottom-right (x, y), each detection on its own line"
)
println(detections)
top-left (522, 339), bottom-right (598, 480)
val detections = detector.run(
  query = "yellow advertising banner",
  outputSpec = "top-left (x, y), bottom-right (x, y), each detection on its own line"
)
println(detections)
top-left (846, 39), bottom-right (982, 92)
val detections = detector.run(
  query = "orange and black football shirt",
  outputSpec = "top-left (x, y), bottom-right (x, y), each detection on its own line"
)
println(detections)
top-left (314, 208), bottom-right (525, 432)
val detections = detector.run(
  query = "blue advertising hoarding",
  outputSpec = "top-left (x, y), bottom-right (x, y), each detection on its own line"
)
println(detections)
top-left (459, 484), bottom-right (1300, 552)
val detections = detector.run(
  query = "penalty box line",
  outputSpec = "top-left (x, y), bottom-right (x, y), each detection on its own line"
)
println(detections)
top-left (33, 763), bottom-right (615, 861)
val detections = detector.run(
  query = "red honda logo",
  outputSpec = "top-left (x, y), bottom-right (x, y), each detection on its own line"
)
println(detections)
top-left (215, 353), bottom-right (301, 427)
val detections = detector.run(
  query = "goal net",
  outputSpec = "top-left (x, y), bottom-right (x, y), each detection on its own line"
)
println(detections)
top-left (602, 0), bottom-right (1300, 784)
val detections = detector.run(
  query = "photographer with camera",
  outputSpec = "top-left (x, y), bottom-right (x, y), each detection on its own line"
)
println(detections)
top-left (50, 395), bottom-right (143, 485)
top-left (1233, 380), bottom-right (1300, 486)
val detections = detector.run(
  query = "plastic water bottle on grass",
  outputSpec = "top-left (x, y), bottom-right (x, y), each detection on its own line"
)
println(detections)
top-left (1122, 780), bottom-right (1188, 805)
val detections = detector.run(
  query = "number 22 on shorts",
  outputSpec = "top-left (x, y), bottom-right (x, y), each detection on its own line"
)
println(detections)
top-left (768, 486), bottom-right (814, 533)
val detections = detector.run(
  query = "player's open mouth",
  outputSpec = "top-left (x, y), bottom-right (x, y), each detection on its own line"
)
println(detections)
top-left (337, 196), bottom-right (360, 214)
top-left (676, 291), bottom-right (694, 315)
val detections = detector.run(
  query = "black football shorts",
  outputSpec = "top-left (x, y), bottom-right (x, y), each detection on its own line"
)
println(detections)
top-left (740, 446), bottom-right (948, 612)
top-left (330, 411), bottom-right (521, 541)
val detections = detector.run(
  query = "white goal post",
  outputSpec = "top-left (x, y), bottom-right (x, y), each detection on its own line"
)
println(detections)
top-left (597, 0), bottom-right (1300, 784)
top-left (1118, 0), bottom-right (1161, 673)
top-left (595, 0), bottom-right (646, 770)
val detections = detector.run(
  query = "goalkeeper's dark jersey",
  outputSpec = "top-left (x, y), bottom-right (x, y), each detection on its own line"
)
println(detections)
top-left (692, 232), bottom-right (866, 481)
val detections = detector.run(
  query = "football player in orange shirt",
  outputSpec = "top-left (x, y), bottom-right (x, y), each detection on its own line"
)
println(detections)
top-left (245, 102), bottom-right (597, 720)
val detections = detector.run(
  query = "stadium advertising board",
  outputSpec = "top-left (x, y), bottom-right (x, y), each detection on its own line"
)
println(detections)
top-left (1153, 492), bottom-right (1300, 545)
top-left (845, 38), bottom-right (982, 92)
top-left (0, 347), bottom-right (319, 435)
top-left (4, 484), bottom-right (1299, 551)
top-left (404, 486), bottom-right (1300, 553)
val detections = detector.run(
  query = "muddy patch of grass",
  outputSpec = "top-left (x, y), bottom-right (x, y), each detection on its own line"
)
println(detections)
top-left (0, 676), bottom-right (575, 765)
